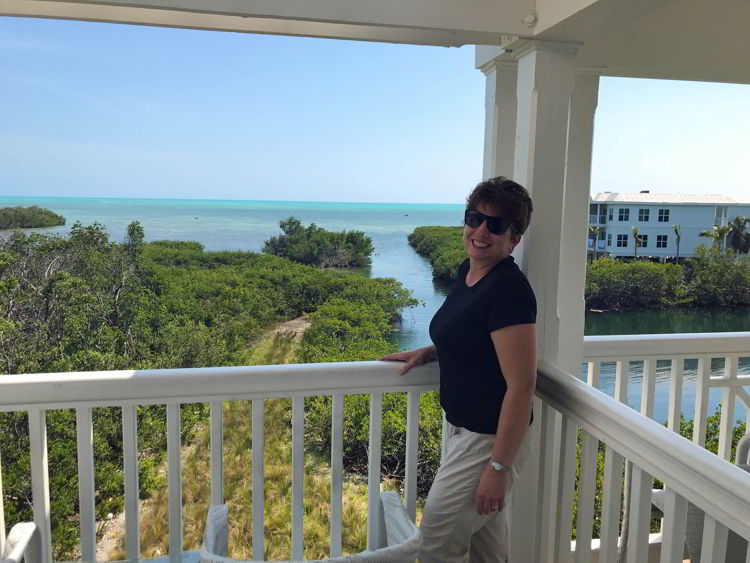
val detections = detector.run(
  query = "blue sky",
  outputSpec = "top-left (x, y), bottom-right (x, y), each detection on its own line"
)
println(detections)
top-left (1, 16), bottom-right (749, 203)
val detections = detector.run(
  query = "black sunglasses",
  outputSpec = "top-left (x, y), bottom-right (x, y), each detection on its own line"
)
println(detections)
top-left (464, 209), bottom-right (512, 235)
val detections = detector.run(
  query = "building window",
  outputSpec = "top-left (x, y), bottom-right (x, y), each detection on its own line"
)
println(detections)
top-left (657, 235), bottom-right (668, 248)
top-left (607, 233), bottom-right (612, 246)
top-left (639, 209), bottom-right (650, 221)
top-left (617, 234), bottom-right (628, 247)
top-left (619, 208), bottom-right (630, 221)
top-left (639, 234), bottom-right (648, 248)
top-left (658, 209), bottom-right (670, 222)
top-left (608, 208), bottom-right (613, 221)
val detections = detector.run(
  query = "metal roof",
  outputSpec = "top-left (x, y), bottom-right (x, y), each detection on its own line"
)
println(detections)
top-left (590, 193), bottom-right (745, 205)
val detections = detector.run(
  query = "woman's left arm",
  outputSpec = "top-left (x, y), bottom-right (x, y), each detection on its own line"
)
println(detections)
top-left (475, 322), bottom-right (537, 515)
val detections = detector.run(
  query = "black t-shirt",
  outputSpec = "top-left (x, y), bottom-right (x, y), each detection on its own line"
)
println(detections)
top-left (429, 257), bottom-right (536, 434)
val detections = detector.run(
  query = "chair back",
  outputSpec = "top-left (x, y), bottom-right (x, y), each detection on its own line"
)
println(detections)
top-left (200, 491), bottom-right (421, 563)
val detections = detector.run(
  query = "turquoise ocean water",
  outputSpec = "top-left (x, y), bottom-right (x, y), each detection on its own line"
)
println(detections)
top-left (1, 195), bottom-right (748, 424)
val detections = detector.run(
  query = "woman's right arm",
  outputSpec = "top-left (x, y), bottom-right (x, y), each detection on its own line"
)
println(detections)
top-left (379, 345), bottom-right (436, 375)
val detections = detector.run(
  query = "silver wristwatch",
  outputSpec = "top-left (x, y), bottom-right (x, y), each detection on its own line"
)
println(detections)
top-left (489, 459), bottom-right (511, 472)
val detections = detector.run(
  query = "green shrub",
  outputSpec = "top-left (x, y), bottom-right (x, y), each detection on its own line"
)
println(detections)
top-left (263, 216), bottom-right (374, 267)
top-left (0, 222), bottom-right (415, 559)
top-left (584, 258), bottom-right (687, 310)
top-left (0, 206), bottom-right (65, 229)
top-left (408, 226), bottom-right (465, 282)
top-left (684, 245), bottom-right (750, 307)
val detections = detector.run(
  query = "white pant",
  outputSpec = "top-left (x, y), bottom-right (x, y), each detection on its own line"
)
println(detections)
top-left (418, 421), bottom-right (533, 563)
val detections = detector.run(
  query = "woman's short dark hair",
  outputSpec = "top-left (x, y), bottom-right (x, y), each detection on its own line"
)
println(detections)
top-left (466, 176), bottom-right (533, 234)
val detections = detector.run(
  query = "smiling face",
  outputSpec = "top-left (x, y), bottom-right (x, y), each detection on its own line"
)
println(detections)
top-left (463, 202), bottom-right (521, 267)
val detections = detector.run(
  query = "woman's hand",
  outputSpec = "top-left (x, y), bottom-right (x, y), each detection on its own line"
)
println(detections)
top-left (379, 345), bottom-right (435, 375)
top-left (476, 465), bottom-right (508, 515)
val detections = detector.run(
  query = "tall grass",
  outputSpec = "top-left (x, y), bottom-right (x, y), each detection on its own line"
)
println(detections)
top-left (109, 324), bottom-right (411, 560)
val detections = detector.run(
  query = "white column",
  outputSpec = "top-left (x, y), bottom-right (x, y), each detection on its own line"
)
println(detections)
top-left (506, 41), bottom-right (580, 563)
top-left (481, 61), bottom-right (518, 180)
top-left (512, 41), bottom-right (579, 368)
top-left (556, 73), bottom-right (599, 375)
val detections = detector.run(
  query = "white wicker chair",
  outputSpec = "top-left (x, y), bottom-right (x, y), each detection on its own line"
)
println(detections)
top-left (1, 522), bottom-right (40, 563)
top-left (200, 491), bottom-right (421, 563)
top-left (651, 433), bottom-right (750, 562)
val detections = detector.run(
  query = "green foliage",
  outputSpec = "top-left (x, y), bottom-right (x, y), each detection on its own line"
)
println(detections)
top-left (299, 290), bottom-right (441, 497)
top-left (728, 216), bottom-right (750, 255)
top-left (678, 407), bottom-right (747, 460)
top-left (683, 245), bottom-right (750, 307)
top-left (585, 258), bottom-right (687, 310)
top-left (699, 224), bottom-right (733, 248)
top-left (408, 226), bottom-right (465, 282)
top-left (0, 222), bottom-right (415, 559)
top-left (263, 216), bottom-right (374, 267)
top-left (0, 206), bottom-right (65, 229)
top-left (585, 249), bottom-right (750, 310)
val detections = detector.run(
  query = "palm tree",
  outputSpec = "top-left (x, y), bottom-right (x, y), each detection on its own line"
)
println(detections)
top-left (728, 216), bottom-right (750, 255)
top-left (672, 224), bottom-right (681, 261)
top-left (699, 224), bottom-right (733, 250)
top-left (631, 225), bottom-right (641, 258)
top-left (588, 225), bottom-right (602, 259)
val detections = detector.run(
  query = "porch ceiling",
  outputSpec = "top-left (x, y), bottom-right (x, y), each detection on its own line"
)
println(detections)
top-left (2, 0), bottom-right (749, 85)
top-left (0, 0), bottom-right (535, 46)
top-left (540, 0), bottom-right (750, 85)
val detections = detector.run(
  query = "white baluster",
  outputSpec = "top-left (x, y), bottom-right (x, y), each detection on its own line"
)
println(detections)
top-left (625, 465), bottom-right (653, 563)
top-left (291, 396), bottom-right (304, 560)
top-left (578, 357), bottom-right (600, 562)
top-left (28, 409), bottom-right (51, 563)
top-left (575, 430), bottom-right (598, 563)
top-left (167, 403), bottom-right (182, 554)
top-left (700, 515), bottom-right (729, 563)
top-left (693, 356), bottom-right (710, 447)
top-left (659, 488), bottom-right (687, 563)
top-left (555, 416), bottom-right (577, 563)
top-left (251, 399), bottom-right (264, 561)
top-left (404, 391), bottom-right (420, 523)
top-left (587, 360), bottom-right (600, 388)
top-left (75, 407), bottom-right (96, 562)
top-left (718, 356), bottom-right (738, 461)
top-left (667, 359), bottom-right (683, 432)
top-left (122, 406), bottom-right (140, 559)
top-left (641, 359), bottom-right (656, 417)
top-left (536, 402), bottom-right (557, 562)
top-left (615, 360), bottom-right (628, 404)
top-left (599, 447), bottom-right (624, 562)
top-left (367, 392), bottom-right (383, 550)
top-left (330, 394), bottom-right (344, 558)
top-left (210, 401), bottom-right (223, 506)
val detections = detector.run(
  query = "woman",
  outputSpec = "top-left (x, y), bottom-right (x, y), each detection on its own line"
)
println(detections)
top-left (381, 177), bottom-right (536, 563)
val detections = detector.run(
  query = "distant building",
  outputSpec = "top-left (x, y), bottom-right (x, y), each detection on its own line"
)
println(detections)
top-left (587, 192), bottom-right (750, 259)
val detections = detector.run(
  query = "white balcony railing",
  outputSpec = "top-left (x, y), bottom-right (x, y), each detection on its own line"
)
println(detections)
top-left (582, 332), bottom-right (750, 455)
top-left (1, 333), bottom-right (749, 563)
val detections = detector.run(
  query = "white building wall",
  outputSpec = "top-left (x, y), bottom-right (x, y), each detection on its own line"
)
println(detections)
top-left (591, 202), bottom-right (750, 258)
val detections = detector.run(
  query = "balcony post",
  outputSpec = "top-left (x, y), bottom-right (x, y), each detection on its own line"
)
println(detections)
top-left (557, 72), bottom-right (599, 374)
top-left (508, 41), bottom-right (582, 563)
top-left (479, 59), bottom-right (517, 179)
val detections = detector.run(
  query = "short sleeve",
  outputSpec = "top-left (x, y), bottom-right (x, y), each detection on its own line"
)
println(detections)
top-left (485, 272), bottom-right (537, 332)
top-left (449, 259), bottom-right (470, 292)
